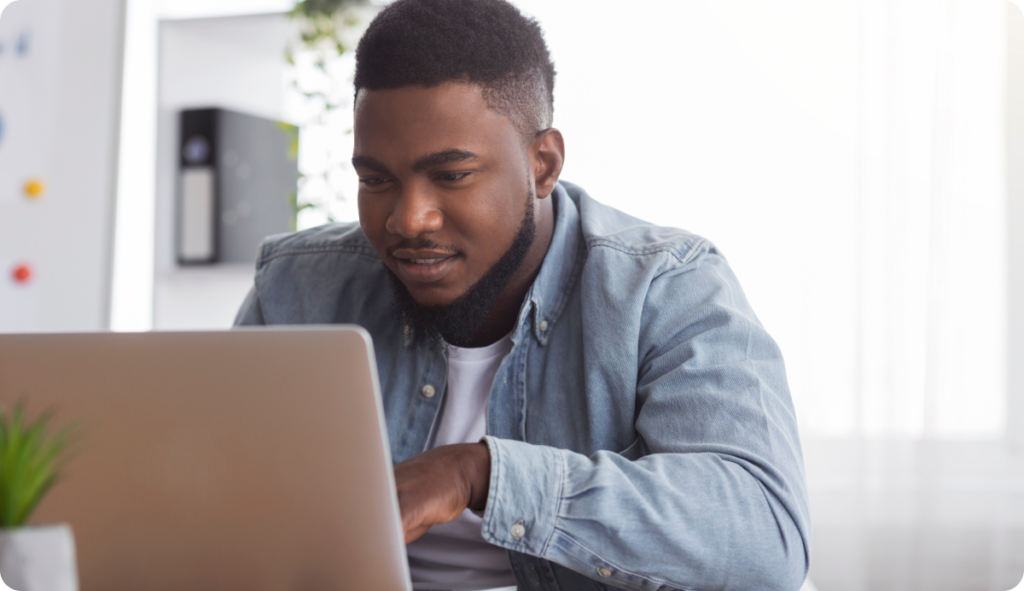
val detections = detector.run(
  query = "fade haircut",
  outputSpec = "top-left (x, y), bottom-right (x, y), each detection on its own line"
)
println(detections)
top-left (353, 0), bottom-right (556, 141)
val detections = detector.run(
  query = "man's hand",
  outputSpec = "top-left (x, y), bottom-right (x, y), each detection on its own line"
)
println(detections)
top-left (394, 442), bottom-right (491, 544)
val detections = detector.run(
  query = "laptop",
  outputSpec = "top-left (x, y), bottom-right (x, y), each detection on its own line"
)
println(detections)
top-left (0, 327), bottom-right (411, 591)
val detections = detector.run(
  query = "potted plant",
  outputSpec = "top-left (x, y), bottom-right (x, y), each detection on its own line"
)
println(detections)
top-left (0, 404), bottom-right (76, 591)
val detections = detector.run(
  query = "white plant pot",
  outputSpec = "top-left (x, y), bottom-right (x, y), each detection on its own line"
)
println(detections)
top-left (0, 524), bottom-right (78, 591)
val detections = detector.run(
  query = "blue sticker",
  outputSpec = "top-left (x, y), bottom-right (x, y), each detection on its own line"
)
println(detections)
top-left (15, 31), bottom-right (29, 57)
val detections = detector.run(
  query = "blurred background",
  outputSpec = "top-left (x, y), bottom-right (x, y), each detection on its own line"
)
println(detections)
top-left (1, 0), bottom-right (1023, 589)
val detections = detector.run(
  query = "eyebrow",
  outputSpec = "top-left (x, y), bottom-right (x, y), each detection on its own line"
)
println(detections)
top-left (351, 155), bottom-right (394, 176)
top-left (411, 149), bottom-right (479, 173)
top-left (351, 149), bottom-right (480, 177)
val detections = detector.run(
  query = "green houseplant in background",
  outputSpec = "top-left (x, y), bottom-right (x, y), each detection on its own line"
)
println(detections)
top-left (286, 0), bottom-right (375, 227)
top-left (0, 404), bottom-right (78, 591)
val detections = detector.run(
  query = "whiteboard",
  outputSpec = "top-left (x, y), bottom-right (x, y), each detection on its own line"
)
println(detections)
top-left (0, 0), bottom-right (126, 332)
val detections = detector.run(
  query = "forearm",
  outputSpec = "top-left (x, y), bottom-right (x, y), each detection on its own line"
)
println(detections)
top-left (480, 436), bottom-right (809, 591)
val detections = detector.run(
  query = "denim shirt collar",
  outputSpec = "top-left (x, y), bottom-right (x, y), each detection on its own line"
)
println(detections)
top-left (514, 182), bottom-right (585, 347)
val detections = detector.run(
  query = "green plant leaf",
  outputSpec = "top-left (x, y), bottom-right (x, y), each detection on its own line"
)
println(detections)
top-left (0, 403), bottom-right (74, 527)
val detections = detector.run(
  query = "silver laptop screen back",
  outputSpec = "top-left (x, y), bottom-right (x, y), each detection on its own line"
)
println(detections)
top-left (0, 327), bottom-right (410, 591)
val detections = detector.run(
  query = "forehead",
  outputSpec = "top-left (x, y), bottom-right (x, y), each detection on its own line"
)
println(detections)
top-left (353, 82), bottom-right (521, 162)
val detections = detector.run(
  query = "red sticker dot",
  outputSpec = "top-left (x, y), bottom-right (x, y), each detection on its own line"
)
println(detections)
top-left (12, 263), bottom-right (33, 284)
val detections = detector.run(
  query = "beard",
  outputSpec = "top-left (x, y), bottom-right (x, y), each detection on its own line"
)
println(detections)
top-left (386, 191), bottom-right (537, 349)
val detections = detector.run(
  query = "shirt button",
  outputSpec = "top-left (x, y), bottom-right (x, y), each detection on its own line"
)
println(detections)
top-left (510, 522), bottom-right (526, 539)
top-left (598, 567), bottom-right (612, 577)
top-left (539, 320), bottom-right (549, 332)
top-left (421, 385), bottom-right (436, 398)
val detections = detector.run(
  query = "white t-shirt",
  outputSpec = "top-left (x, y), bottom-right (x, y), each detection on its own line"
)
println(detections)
top-left (406, 335), bottom-right (517, 591)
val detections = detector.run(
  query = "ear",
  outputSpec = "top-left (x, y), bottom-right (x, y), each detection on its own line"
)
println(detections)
top-left (530, 128), bottom-right (565, 199)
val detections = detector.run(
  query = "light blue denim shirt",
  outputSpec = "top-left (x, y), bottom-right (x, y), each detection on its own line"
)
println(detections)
top-left (235, 182), bottom-right (811, 591)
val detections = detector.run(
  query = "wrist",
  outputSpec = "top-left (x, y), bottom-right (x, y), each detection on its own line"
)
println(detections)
top-left (465, 441), bottom-right (491, 512)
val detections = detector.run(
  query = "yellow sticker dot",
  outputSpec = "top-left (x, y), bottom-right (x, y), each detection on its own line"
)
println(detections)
top-left (24, 178), bottom-right (46, 200)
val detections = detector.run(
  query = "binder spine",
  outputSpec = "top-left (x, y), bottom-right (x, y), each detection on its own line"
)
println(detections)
top-left (177, 109), bottom-right (219, 264)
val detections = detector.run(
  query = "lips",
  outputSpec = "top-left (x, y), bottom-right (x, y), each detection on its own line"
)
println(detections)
top-left (390, 249), bottom-right (461, 284)
top-left (407, 257), bottom-right (448, 265)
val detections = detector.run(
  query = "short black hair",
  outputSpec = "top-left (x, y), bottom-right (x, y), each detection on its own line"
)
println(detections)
top-left (354, 0), bottom-right (556, 141)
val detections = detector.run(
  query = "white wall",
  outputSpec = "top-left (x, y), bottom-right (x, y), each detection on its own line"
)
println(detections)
top-left (152, 13), bottom-right (294, 330)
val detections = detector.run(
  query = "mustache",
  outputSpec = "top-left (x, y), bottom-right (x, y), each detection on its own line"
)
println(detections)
top-left (387, 238), bottom-right (462, 256)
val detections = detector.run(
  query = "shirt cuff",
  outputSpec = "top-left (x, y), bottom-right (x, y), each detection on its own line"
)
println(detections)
top-left (478, 435), bottom-right (565, 557)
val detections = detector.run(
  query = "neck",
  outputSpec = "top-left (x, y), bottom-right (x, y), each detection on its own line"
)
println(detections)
top-left (464, 194), bottom-right (555, 348)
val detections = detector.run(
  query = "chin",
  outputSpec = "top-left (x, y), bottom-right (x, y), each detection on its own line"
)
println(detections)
top-left (403, 283), bottom-right (466, 309)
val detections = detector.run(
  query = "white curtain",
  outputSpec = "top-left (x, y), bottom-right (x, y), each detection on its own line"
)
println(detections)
top-left (506, 0), bottom-right (1010, 441)
top-left (853, 0), bottom-right (1007, 439)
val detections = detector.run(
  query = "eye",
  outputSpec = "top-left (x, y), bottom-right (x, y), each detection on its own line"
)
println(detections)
top-left (437, 171), bottom-right (470, 182)
top-left (359, 176), bottom-right (390, 187)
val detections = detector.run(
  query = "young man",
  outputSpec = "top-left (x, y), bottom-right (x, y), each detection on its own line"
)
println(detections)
top-left (235, 0), bottom-right (810, 589)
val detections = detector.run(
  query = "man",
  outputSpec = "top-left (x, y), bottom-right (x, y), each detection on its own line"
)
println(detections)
top-left (235, 0), bottom-right (810, 589)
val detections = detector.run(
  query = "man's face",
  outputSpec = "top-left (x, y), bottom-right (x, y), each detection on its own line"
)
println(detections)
top-left (353, 82), bottom-right (533, 308)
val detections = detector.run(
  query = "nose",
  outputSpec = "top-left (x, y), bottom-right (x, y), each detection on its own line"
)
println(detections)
top-left (386, 184), bottom-right (443, 238)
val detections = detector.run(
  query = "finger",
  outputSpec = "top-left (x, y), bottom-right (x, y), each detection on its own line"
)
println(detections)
top-left (398, 495), bottom-right (422, 532)
top-left (404, 523), bottom-right (431, 544)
